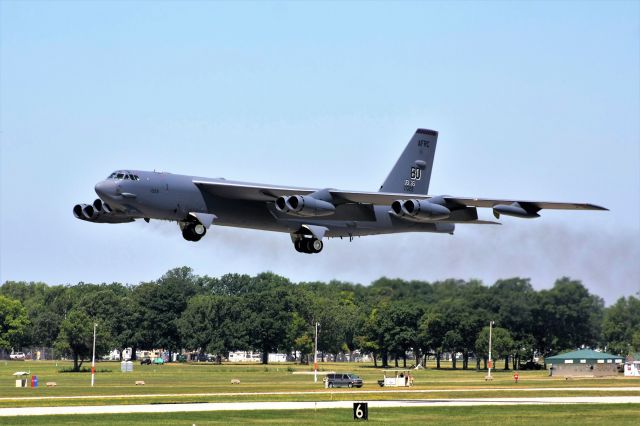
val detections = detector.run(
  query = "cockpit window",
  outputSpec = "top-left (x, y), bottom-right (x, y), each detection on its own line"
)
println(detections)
top-left (108, 170), bottom-right (139, 180)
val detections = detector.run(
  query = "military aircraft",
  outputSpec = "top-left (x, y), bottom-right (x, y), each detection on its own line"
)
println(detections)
top-left (73, 129), bottom-right (606, 253)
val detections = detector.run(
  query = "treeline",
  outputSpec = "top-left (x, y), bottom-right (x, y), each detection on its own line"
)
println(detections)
top-left (1, 267), bottom-right (639, 371)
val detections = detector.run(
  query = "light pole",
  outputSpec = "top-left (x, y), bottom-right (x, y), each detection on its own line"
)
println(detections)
top-left (313, 322), bottom-right (319, 383)
top-left (488, 320), bottom-right (494, 379)
top-left (91, 322), bottom-right (97, 387)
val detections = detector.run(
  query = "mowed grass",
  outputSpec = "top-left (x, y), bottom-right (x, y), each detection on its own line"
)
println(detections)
top-left (2, 359), bottom-right (639, 408)
top-left (5, 405), bottom-right (640, 425)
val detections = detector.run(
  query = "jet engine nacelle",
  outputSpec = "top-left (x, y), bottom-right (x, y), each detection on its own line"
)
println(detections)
top-left (275, 195), bottom-right (335, 217)
top-left (93, 198), bottom-right (112, 214)
top-left (391, 199), bottom-right (451, 220)
top-left (73, 204), bottom-right (88, 219)
top-left (493, 202), bottom-right (540, 219)
top-left (82, 204), bottom-right (99, 220)
top-left (73, 199), bottom-right (134, 223)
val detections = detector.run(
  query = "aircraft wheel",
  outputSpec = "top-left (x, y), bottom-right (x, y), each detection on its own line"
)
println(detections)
top-left (303, 239), bottom-right (315, 253)
top-left (294, 240), bottom-right (304, 253)
top-left (311, 239), bottom-right (323, 253)
top-left (193, 224), bottom-right (206, 236)
top-left (182, 223), bottom-right (205, 242)
top-left (182, 228), bottom-right (195, 241)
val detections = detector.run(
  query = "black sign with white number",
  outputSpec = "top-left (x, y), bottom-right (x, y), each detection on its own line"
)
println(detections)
top-left (353, 402), bottom-right (368, 420)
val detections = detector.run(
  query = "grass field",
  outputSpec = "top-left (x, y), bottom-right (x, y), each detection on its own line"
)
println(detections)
top-left (2, 360), bottom-right (640, 424)
top-left (5, 405), bottom-right (640, 425)
top-left (2, 360), bottom-right (639, 399)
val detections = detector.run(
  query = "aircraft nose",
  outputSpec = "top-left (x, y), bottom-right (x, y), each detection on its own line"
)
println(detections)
top-left (95, 180), bottom-right (117, 199)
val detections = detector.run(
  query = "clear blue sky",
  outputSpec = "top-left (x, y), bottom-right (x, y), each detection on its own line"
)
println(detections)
top-left (1, 1), bottom-right (638, 303)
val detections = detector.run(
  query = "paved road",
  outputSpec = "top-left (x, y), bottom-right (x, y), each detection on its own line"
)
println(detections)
top-left (1, 396), bottom-right (640, 416)
top-left (2, 386), bottom-right (640, 402)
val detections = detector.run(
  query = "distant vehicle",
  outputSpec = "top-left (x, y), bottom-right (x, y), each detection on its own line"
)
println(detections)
top-left (377, 370), bottom-right (414, 387)
top-left (325, 373), bottom-right (363, 388)
top-left (197, 353), bottom-right (215, 362)
top-left (140, 358), bottom-right (152, 365)
top-left (9, 352), bottom-right (25, 360)
top-left (73, 128), bottom-right (606, 254)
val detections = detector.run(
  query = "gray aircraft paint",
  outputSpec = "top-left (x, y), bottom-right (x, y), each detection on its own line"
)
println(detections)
top-left (75, 129), bottom-right (606, 253)
top-left (379, 128), bottom-right (438, 195)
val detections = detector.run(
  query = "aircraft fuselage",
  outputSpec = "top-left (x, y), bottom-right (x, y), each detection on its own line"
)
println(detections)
top-left (92, 170), bottom-right (453, 239)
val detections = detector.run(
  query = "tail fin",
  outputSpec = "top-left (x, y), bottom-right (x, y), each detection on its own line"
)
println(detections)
top-left (379, 128), bottom-right (438, 195)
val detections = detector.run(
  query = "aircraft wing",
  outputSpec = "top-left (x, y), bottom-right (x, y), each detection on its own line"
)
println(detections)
top-left (441, 197), bottom-right (608, 211)
top-left (193, 180), bottom-right (607, 212)
top-left (193, 180), bottom-right (315, 201)
top-left (326, 191), bottom-right (607, 212)
top-left (194, 181), bottom-right (429, 204)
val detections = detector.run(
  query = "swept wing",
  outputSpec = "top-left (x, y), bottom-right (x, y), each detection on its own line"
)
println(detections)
top-left (193, 180), bottom-right (607, 212)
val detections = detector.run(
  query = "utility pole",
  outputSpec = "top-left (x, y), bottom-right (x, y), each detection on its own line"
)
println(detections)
top-left (313, 322), bottom-right (319, 383)
top-left (488, 320), bottom-right (494, 380)
top-left (91, 322), bottom-right (97, 387)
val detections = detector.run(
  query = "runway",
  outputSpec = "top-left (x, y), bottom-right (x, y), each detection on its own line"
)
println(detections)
top-left (2, 396), bottom-right (640, 417)
top-left (1, 386), bottom-right (639, 402)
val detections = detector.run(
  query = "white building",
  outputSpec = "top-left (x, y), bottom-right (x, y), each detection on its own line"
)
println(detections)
top-left (227, 351), bottom-right (289, 363)
top-left (624, 361), bottom-right (640, 377)
top-left (228, 351), bottom-right (262, 362)
top-left (268, 353), bottom-right (287, 363)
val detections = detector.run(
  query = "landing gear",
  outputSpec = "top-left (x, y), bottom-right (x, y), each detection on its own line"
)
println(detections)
top-left (294, 237), bottom-right (323, 254)
top-left (182, 222), bottom-right (206, 242)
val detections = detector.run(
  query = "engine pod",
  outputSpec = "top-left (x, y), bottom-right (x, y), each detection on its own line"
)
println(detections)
top-left (403, 199), bottom-right (451, 220)
top-left (493, 202), bottom-right (540, 219)
top-left (285, 195), bottom-right (336, 217)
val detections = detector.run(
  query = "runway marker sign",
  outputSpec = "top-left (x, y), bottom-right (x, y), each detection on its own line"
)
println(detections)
top-left (353, 402), bottom-right (368, 420)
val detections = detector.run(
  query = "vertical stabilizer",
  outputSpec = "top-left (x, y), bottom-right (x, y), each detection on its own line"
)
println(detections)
top-left (379, 128), bottom-right (438, 195)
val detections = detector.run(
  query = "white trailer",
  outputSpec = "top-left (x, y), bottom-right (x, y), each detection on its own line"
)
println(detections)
top-left (624, 361), bottom-right (640, 377)
top-left (377, 370), bottom-right (414, 387)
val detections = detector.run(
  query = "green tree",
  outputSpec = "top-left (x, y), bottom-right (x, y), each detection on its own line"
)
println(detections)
top-left (602, 296), bottom-right (640, 355)
top-left (422, 295), bottom-right (486, 370)
top-left (0, 295), bottom-right (30, 351)
top-left (489, 278), bottom-right (537, 369)
top-left (75, 284), bottom-right (133, 356)
top-left (133, 267), bottom-right (199, 357)
top-left (54, 310), bottom-right (111, 371)
top-left (287, 312), bottom-right (314, 364)
top-left (360, 303), bottom-right (402, 368)
top-left (178, 294), bottom-right (248, 360)
top-left (632, 330), bottom-right (640, 352)
top-left (443, 329), bottom-right (463, 369)
top-left (535, 278), bottom-right (604, 356)
top-left (418, 311), bottom-right (447, 369)
top-left (386, 302), bottom-right (423, 368)
top-left (475, 326), bottom-right (514, 369)
top-left (245, 273), bottom-right (295, 364)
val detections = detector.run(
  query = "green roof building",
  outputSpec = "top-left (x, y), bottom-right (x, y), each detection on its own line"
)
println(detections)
top-left (546, 349), bottom-right (624, 377)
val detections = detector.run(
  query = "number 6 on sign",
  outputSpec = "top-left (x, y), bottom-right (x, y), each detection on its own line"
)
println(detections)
top-left (353, 402), bottom-right (368, 420)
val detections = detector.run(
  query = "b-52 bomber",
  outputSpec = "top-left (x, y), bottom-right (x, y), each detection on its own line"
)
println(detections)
top-left (74, 129), bottom-right (606, 253)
